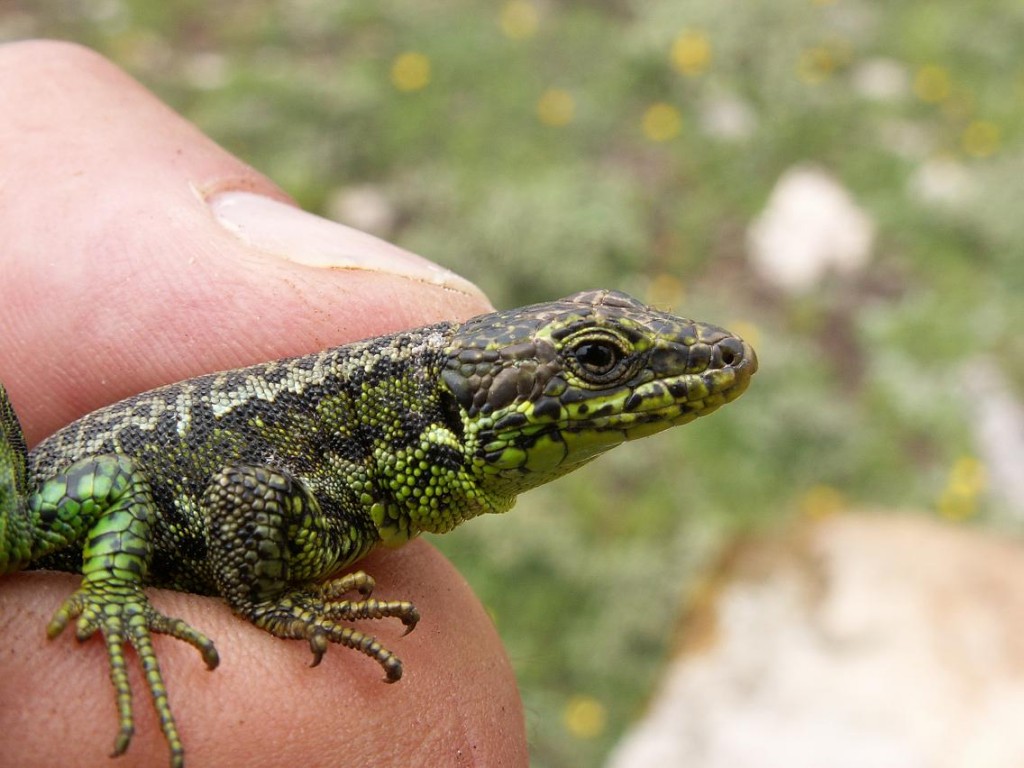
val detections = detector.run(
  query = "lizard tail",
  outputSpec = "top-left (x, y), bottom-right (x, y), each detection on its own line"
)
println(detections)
top-left (0, 382), bottom-right (31, 572)
top-left (0, 382), bottom-right (28, 497)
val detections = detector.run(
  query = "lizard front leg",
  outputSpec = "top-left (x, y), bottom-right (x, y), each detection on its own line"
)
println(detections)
top-left (33, 455), bottom-right (219, 768)
top-left (204, 463), bottom-right (419, 681)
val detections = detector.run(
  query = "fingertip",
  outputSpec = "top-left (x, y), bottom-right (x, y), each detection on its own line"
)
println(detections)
top-left (209, 191), bottom-right (487, 301)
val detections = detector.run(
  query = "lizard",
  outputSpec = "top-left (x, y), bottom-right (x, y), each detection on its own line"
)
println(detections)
top-left (0, 288), bottom-right (756, 766)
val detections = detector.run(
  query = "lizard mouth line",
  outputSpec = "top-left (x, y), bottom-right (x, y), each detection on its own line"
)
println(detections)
top-left (483, 345), bottom-right (756, 449)
top-left (482, 366), bottom-right (755, 465)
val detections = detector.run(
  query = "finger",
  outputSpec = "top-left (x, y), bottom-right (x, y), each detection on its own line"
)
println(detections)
top-left (1, 542), bottom-right (527, 768)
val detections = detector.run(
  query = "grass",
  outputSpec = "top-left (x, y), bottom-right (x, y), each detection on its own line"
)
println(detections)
top-left (6, 1), bottom-right (1023, 764)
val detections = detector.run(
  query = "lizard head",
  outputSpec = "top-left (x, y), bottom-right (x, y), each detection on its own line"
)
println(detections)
top-left (440, 289), bottom-right (757, 489)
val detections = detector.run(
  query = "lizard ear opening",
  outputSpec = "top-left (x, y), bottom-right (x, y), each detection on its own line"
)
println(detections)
top-left (438, 386), bottom-right (466, 442)
top-left (440, 368), bottom-right (473, 412)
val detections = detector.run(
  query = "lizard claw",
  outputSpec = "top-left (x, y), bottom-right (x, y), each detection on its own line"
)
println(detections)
top-left (248, 580), bottom-right (418, 681)
top-left (47, 576), bottom-right (213, 768)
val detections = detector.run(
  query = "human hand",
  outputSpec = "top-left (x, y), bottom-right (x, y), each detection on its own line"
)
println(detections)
top-left (0, 40), bottom-right (526, 767)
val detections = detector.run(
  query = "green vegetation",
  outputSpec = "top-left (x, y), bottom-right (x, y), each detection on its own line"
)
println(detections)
top-left (7, 2), bottom-right (1023, 765)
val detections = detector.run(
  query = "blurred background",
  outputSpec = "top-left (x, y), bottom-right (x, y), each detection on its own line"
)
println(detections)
top-left (5, 2), bottom-right (1023, 766)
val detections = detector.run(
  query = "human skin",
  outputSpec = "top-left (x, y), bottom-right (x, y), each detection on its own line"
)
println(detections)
top-left (0, 40), bottom-right (527, 768)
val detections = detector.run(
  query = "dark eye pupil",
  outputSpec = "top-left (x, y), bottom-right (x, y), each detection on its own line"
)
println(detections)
top-left (575, 342), bottom-right (618, 372)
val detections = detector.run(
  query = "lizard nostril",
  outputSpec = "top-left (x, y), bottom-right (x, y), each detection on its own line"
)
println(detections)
top-left (715, 337), bottom-right (745, 368)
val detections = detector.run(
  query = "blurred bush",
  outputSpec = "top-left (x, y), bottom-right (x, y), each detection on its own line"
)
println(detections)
top-left (6, 1), bottom-right (1023, 765)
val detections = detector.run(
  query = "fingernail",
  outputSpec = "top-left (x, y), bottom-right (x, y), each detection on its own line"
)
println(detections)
top-left (209, 191), bottom-right (485, 298)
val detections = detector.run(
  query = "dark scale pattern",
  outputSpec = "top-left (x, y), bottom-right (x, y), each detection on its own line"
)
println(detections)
top-left (0, 290), bottom-right (757, 767)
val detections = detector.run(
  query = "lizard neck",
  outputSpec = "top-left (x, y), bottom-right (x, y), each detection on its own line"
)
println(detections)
top-left (370, 423), bottom-right (517, 545)
top-left (314, 323), bottom-right (515, 545)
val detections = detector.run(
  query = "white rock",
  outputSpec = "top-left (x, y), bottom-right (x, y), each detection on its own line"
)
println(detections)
top-left (747, 167), bottom-right (875, 294)
top-left (851, 58), bottom-right (910, 102)
top-left (908, 157), bottom-right (978, 209)
top-left (962, 358), bottom-right (1024, 519)
top-left (607, 514), bottom-right (1024, 768)
top-left (876, 118), bottom-right (934, 160)
top-left (699, 92), bottom-right (757, 141)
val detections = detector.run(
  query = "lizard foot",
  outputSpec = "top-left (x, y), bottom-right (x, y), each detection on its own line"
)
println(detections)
top-left (246, 571), bottom-right (420, 682)
top-left (47, 576), bottom-right (219, 768)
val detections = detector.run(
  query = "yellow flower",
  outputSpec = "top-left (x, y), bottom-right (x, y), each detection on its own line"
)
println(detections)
top-left (563, 695), bottom-right (607, 740)
top-left (962, 120), bottom-right (1001, 158)
top-left (797, 46), bottom-right (836, 84)
top-left (938, 456), bottom-right (987, 521)
top-left (642, 102), bottom-right (683, 142)
top-left (391, 52), bottom-right (431, 92)
top-left (500, 0), bottom-right (539, 40)
top-left (799, 485), bottom-right (844, 519)
top-left (913, 65), bottom-right (951, 103)
top-left (671, 30), bottom-right (711, 77)
top-left (537, 88), bottom-right (575, 126)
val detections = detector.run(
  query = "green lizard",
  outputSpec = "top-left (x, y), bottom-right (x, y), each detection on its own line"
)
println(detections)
top-left (0, 289), bottom-right (756, 766)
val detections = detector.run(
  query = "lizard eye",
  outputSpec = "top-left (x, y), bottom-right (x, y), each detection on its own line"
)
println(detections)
top-left (573, 341), bottom-right (620, 374)
top-left (565, 333), bottom-right (633, 385)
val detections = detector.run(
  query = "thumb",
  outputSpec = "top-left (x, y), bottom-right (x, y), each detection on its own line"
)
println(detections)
top-left (0, 40), bottom-right (490, 445)
top-left (0, 41), bottom-right (526, 768)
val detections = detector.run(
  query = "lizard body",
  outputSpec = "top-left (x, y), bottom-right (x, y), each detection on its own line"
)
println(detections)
top-left (0, 289), bottom-right (756, 766)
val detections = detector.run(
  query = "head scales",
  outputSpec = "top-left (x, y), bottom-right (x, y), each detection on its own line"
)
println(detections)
top-left (440, 290), bottom-right (757, 491)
